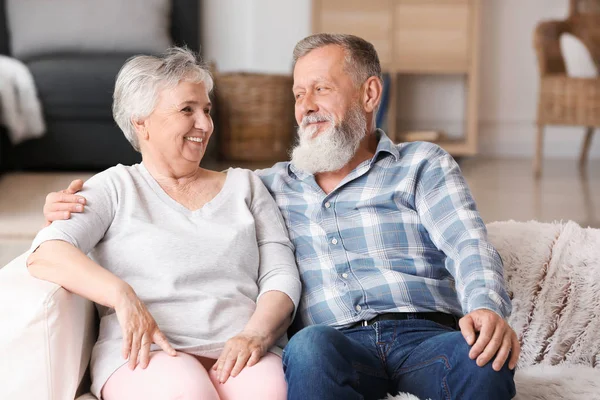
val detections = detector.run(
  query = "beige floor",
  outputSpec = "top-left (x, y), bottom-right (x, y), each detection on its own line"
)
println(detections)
top-left (0, 158), bottom-right (598, 266)
top-left (0, 172), bottom-right (94, 266)
top-left (461, 158), bottom-right (600, 227)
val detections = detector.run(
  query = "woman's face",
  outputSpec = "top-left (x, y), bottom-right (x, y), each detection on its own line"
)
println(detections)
top-left (141, 80), bottom-right (213, 166)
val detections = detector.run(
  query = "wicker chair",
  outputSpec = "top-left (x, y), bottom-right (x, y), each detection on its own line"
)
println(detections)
top-left (533, 0), bottom-right (600, 177)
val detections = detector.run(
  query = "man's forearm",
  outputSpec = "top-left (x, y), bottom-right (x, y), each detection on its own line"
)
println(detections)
top-left (454, 240), bottom-right (512, 318)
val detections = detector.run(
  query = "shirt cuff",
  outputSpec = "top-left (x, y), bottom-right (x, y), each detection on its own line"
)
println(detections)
top-left (466, 290), bottom-right (511, 319)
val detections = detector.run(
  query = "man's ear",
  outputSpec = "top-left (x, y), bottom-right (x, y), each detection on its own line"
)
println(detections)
top-left (362, 76), bottom-right (383, 114)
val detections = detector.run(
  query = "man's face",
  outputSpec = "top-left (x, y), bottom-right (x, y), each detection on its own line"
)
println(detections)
top-left (292, 45), bottom-right (360, 137)
top-left (290, 45), bottom-right (368, 174)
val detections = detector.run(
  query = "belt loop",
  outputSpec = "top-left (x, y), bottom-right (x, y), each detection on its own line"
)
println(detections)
top-left (362, 320), bottom-right (368, 327)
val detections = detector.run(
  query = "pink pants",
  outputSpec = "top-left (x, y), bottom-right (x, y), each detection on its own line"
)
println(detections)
top-left (101, 351), bottom-right (287, 400)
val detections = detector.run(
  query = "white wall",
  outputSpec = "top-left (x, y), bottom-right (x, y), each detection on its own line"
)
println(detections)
top-left (201, 0), bottom-right (310, 74)
top-left (201, 0), bottom-right (600, 159)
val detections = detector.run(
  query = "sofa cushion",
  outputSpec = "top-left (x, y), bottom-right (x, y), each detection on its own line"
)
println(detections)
top-left (27, 54), bottom-right (133, 121)
top-left (8, 120), bottom-right (142, 170)
top-left (6, 0), bottom-right (172, 60)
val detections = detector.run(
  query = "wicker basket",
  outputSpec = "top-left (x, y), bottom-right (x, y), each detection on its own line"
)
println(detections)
top-left (214, 73), bottom-right (295, 162)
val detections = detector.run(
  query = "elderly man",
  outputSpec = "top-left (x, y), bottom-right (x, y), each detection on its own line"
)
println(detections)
top-left (43, 34), bottom-right (519, 400)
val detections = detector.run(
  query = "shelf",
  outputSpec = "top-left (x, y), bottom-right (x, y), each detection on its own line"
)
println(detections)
top-left (313, 0), bottom-right (481, 157)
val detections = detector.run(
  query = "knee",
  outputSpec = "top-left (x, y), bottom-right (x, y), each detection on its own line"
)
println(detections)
top-left (451, 341), bottom-right (516, 397)
top-left (469, 364), bottom-right (515, 398)
top-left (283, 325), bottom-right (343, 368)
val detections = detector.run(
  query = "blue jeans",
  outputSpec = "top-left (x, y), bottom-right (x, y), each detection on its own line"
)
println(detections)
top-left (283, 319), bottom-right (516, 400)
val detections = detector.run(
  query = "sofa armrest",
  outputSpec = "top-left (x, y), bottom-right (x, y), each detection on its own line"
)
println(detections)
top-left (0, 252), bottom-right (97, 400)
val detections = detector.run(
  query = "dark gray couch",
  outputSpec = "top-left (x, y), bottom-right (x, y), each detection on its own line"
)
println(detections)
top-left (0, 0), bottom-right (201, 171)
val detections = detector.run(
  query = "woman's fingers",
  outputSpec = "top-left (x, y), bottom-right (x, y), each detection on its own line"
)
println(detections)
top-left (128, 333), bottom-right (141, 370)
top-left (139, 333), bottom-right (152, 369)
top-left (246, 349), bottom-right (261, 367)
top-left (214, 347), bottom-right (230, 377)
top-left (229, 350), bottom-right (252, 378)
top-left (121, 331), bottom-right (132, 360)
top-left (218, 350), bottom-right (239, 383)
top-left (153, 329), bottom-right (176, 356)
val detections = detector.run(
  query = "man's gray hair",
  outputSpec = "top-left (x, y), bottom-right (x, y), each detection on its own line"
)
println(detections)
top-left (113, 47), bottom-right (213, 152)
top-left (292, 33), bottom-right (382, 86)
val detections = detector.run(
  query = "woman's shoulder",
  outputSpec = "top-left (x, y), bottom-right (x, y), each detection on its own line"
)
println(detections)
top-left (223, 167), bottom-right (264, 187)
top-left (81, 164), bottom-right (143, 194)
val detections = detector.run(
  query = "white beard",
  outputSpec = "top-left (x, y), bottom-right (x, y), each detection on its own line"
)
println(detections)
top-left (290, 105), bottom-right (367, 174)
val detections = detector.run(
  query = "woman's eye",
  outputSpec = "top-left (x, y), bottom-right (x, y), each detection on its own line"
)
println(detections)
top-left (181, 106), bottom-right (193, 113)
top-left (204, 108), bottom-right (211, 115)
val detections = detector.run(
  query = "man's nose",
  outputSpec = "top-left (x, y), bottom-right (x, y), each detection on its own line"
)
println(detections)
top-left (299, 92), bottom-right (318, 116)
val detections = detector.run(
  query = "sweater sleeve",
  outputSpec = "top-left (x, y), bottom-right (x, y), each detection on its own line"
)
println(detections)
top-left (31, 167), bottom-right (119, 255)
top-left (247, 171), bottom-right (302, 316)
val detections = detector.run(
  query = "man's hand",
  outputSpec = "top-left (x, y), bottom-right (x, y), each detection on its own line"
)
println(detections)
top-left (459, 309), bottom-right (520, 372)
top-left (43, 179), bottom-right (86, 226)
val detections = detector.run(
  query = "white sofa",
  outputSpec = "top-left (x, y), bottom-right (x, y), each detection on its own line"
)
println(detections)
top-left (0, 250), bottom-right (97, 400)
top-left (1, 221), bottom-right (599, 400)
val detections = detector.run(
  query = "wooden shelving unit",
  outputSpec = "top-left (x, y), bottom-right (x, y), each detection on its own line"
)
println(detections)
top-left (312, 0), bottom-right (482, 156)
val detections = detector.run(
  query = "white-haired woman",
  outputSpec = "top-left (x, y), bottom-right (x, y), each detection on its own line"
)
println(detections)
top-left (26, 47), bottom-right (300, 400)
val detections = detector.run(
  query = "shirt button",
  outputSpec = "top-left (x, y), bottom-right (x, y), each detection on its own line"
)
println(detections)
top-left (324, 202), bottom-right (331, 209)
top-left (341, 273), bottom-right (348, 279)
top-left (355, 305), bottom-right (362, 312)
top-left (331, 238), bottom-right (338, 245)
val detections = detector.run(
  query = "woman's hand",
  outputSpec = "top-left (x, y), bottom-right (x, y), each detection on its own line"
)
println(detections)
top-left (114, 290), bottom-right (176, 370)
top-left (213, 330), bottom-right (269, 383)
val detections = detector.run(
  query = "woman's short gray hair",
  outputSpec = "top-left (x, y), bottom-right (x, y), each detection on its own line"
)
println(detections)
top-left (292, 33), bottom-right (382, 86)
top-left (113, 47), bottom-right (213, 151)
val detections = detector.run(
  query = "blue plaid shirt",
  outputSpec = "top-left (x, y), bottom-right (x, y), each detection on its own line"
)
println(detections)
top-left (256, 130), bottom-right (511, 329)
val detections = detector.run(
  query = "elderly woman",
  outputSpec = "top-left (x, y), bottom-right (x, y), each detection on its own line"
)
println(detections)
top-left (26, 47), bottom-right (300, 400)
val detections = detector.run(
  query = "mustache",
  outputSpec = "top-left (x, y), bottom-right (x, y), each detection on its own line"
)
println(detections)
top-left (300, 113), bottom-right (334, 128)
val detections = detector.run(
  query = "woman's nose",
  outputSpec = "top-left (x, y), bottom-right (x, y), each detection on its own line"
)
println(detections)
top-left (195, 112), bottom-right (213, 132)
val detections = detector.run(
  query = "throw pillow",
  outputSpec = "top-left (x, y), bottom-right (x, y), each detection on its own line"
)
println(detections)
top-left (559, 33), bottom-right (599, 78)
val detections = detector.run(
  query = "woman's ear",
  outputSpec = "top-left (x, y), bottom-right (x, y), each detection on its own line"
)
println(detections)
top-left (132, 117), bottom-right (149, 141)
top-left (362, 76), bottom-right (383, 114)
